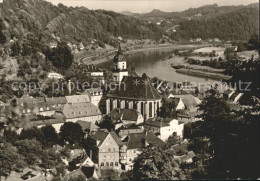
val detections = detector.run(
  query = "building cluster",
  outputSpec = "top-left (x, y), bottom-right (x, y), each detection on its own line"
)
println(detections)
top-left (0, 44), bottom-right (244, 177)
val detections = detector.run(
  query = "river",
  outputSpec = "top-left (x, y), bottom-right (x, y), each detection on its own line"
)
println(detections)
top-left (125, 50), bottom-right (217, 84)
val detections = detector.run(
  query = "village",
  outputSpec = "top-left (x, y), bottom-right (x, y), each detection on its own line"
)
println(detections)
top-left (0, 43), bottom-right (248, 180)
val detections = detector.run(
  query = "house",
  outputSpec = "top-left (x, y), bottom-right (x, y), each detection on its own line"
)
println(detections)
top-left (86, 130), bottom-right (123, 169)
top-left (84, 64), bottom-right (104, 77)
top-left (106, 75), bottom-right (162, 120)
top-left (61, 102), bottom-right (102, 123)
top-left (83, 88), bottom-right (103, 107)
top-left (78, 42), bottom-right (85, 50)
top-left (108, 108), bottom-right (144, 126)
top-left (49, 42), bottom-right (57, 49)
top-left (214, 38), bottom-right (221, 42)
top-left (118, 126), bottom-right (144, 138)
top-left (144, 118), bottom-right (184, 141)
top-left (65, 94), bottom-right (91, 104)
top-left (120, 131), bottom-right (164, 170)
top-left (47, 72), bottom-right (64, 80)
top-left (76, 120), bottom-right (99, 135)
top-left (223, 89), bottom-right (235, 99)
top-left (16, 115), bottom-right (65, 134)
top-left (65, 165), bottom-right (99, 180)
top-left (45, 97), bottom-right (67, 109)
top-left (179, 81), bottom-right (197, 93)
top-left (168, 92), bottom-right (201, 112)
top-left (176, 109), bottom-right (202, 123)
top-left (169, 97), bottom-right (185, 110)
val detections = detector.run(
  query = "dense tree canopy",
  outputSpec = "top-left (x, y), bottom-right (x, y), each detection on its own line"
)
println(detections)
top-left (59, 122), bottom-right (84, 145)
top-left (45, 42), bottom-right (73, 69)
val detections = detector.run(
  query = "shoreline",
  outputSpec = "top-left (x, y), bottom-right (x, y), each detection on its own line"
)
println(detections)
top-left (175, 68), bottom-right (231, 81)
top-left (78, 43), bottom-right (209, 65)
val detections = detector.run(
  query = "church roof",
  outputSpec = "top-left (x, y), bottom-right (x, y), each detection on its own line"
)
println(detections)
top-left (113, 44), bottom-right (126, 62)
top-left (107, 76), bottom-right (161, 100)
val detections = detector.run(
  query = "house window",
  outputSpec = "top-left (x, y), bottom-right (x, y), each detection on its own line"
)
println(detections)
top-left (106, 162), bottom-right (109, 166)
top-left (110, 162), bottom-right (113, 166)
top-left (113, 148), bottom-right (116, 152)
top-left (108, 148), bottom-right (111, 152)
top-left (115, 162), bottom-right (118, 166)
top-left (101, 162), bottom-right (104, 166)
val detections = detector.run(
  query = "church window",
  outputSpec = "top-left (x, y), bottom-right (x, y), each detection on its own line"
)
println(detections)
top-left (149, 102), bottom-right (152, 118)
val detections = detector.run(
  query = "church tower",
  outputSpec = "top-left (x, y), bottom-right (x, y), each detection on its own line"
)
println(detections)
top-left (112, 44), bottom-right (128, 83)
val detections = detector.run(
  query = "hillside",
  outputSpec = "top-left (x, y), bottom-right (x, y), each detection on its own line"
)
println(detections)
top-left (0, 0), bottom-right (163, 46)
top-left (174, 5), bottom-right (259, 41)
top-left (134, 3), bottom-right (259, 41)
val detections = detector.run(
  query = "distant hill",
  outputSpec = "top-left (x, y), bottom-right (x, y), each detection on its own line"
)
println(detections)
top-left (174, 5), bottom-right (259, 41)
top-left (135, 3), bottom-right (259, 41)
top-left (0, 0), bottom-right (163, 46)
top-left (142, 9), bottom-right (174, 18)
top-left (120, 11), bottom-right (140, 16)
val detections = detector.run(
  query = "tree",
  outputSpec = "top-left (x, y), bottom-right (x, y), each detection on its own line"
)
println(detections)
top-left (40, 125), bottom-right (59, 148)
top-left (0, 142), bottom-right (26, 176)
top-left (15, 139), bottom-right (44, 166)
top-left (133, 146), bottom-right (182, 180)
top-left (98, 116), bottom-right (114, 131)
top-left (3, 130), bottom-right (18, 144)
top-left (45, 42), bottom-right (73, 69)
top-left (59, 122), bottom-right (84, 145)
top-left (10, 41), bottom-right (21, 56)
top-left (19, 127), bottom-right (44, 143)
top-left (158, 97), bottom-right (177, 118)
top-left (0, 31), bottom-right (6, 45)
top-left (196, 86), bottom-right (260, 179)
top-left (248, 34), bottom-right (259, 50)
top-left (0, 20), bottom-right (6, 44)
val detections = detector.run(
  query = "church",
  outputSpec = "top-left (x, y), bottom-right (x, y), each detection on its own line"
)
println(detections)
top-left (112, 44), bottom-right (129, 83)
top-left (106, 45), bottom-right (162, 120)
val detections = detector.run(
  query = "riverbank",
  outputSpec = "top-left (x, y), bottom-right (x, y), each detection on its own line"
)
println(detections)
top-left (175, 68), bottom-right (231, 80)
top-left (77, 43), bottom-right (209, 66)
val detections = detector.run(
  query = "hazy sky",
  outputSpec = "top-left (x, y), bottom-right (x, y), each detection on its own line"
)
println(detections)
top-left (45, 0), bottom-right (259, 13)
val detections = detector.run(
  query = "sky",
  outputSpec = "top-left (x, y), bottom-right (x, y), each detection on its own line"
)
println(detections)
top-left (45, 0), bottom-right (259, 13)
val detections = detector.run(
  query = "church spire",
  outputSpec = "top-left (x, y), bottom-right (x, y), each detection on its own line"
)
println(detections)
top-left (117, 43), bottom-right (122, 54)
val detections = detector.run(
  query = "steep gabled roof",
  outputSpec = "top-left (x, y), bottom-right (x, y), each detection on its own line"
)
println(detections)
top-left (77, 120), bottom-right (99, 131)
top-left (91, 130), bottom-right (123, 147)
top-left (62, 102), bottom-right (101, 119)
top-left (65, 94), bottom-right (90, 104)
top-left (107, 76), bottom-right (161, 100)
top-left (126, 132), bottom-right (164, 150)
top-left (144, 119), bottom-right (170, 128)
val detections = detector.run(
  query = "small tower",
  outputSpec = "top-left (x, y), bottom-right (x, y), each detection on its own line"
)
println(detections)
top-left (112, 44), bottom-right (128, 83)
